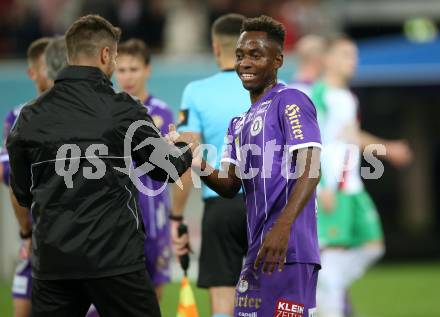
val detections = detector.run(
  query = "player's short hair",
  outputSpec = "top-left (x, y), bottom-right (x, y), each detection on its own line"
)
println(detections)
top-left (212, 13), bottom-right (245, 37)
top-left (241, 15), bottom-right (285, 50)
top-left (27, 37), bottom-right (51, 64)
top-left (296, 35), bottom-right (326, 63)
top-left (65, 14), bottom-right (121, 61)
top-left (118, 38), bottom-right (151, 65)
top-left (45, 36), bottom-right (68, 80)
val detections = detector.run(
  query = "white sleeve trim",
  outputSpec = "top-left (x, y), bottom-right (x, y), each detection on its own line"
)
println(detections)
top-left (0, 153), bottom-right (9, 162)
top-left (220, 157), bottom-right (239, 166)
top-left (288, 142), bottom-right (322, 153)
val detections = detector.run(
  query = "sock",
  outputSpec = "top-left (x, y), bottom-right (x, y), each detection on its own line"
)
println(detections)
top-left (342, 244), bottom-right (385, 285)
top-left (317, 249), bottom-right (347, 317)
top-left (212, 314), bottom-right (231, 317)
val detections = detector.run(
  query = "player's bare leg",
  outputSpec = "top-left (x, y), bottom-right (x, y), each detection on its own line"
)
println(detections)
top-left (209, 286), bottom-right (235, 316)
top-left (13, 298), bottom-right (31, 317)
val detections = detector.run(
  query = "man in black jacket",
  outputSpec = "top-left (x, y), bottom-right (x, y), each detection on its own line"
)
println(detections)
top-left (7, 15), bottom-right (194, 317)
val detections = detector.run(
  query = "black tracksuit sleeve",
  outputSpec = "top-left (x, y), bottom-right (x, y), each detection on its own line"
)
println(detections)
top-left (6, 116), bottom-right (32, 208)
top-left (131, 105), bottom-right (192, 183)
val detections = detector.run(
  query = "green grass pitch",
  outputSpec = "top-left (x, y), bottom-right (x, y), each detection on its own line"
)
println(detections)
top-left (1, 263), bottom-right (439, 316)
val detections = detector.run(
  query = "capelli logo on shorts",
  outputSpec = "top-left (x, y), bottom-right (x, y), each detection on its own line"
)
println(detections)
top-left (274, 299), bottom-right (305, 317)
top-left (238, 312), bottom-right (258, 317)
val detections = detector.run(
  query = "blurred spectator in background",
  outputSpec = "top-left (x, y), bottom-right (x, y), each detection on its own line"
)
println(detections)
top-left (35, 0), bottom-right (70, 35)
top-left (115, 0), bottom-right (166, 50)
top-left (3, 1), bottom-right (43, 57)
top-left (0, 0), bottom-right (343, 57)
top-left (79, 0), bottom-right (118, 25)
top-left (288, 0), bottom-right (340, 38)
top-left (164, 0), bottom-right (208, 55)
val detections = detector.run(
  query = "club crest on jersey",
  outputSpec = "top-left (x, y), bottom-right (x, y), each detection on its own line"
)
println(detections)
top-left (251, 116), bottom-right (263, 136)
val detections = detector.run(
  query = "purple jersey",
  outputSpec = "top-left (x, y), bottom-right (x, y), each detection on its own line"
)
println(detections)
top-left (1, 106), bottom-right (23, 185)
top-left (5, 106), bottom-right (33, 300)
top-left (138, 96), bottom-right (174, 238)
top-left (221, 83), bottom-right (321, 266)
top-left (138, 96), bottom-right (173, 285)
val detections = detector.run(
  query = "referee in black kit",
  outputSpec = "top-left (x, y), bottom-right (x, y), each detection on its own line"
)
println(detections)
top-left (7, 15), bottom-right (194, 317)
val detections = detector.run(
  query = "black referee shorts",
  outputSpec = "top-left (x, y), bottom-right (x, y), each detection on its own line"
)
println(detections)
top-left (197, 194), bottom-right (248, 288)
top-left (31, 270), bottom-right (161, 317)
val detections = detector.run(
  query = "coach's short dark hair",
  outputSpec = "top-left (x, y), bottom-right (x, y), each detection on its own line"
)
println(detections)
top-left (118, 38), bottom-right (151, 65)
top-left (27, 37), bottom-right (51, 63)
top-left (212, 13), bottom-right (245, 37)
top-left (65, 14), bottom-right (121, 60)
top-left (241, 15), bottom-right (285, 49)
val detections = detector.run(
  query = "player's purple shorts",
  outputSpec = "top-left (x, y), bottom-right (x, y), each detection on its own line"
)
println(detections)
top-left (12, 259), bottom-right (32, 299)
top-left (144, 234), bottom-right (171, 287)
top-left (234, 263), bottom-right (319, 317)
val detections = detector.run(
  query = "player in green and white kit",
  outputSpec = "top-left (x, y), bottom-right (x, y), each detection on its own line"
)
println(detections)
top-left (313, 79), bottom-right (384, 249)
top-left (312, 37), bottom-right (412, 317)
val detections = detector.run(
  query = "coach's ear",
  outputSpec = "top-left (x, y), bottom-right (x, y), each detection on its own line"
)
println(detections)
top-left (100, 46), bottom-right (111, 66)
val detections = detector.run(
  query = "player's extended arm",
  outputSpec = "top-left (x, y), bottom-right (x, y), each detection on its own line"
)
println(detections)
top-left (254, 147), bottom-right (321, 274)
top-left (131, 107), bottom-right (195, 183)
top-left (167, 123), bottom-right (242, 199)
top-left (360, 130), bottom-right (413, 168)
top-left (198, 160), bottom-right (241, 198)
top-left (359, 130), bottom-right (388, 150)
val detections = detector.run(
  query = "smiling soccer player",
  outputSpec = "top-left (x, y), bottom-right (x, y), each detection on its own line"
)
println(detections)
top-left (189, 15), bottom-right (322, 316)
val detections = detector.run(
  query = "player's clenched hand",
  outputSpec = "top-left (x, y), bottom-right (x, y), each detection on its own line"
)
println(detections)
top-left (254, 221), bottom-right (291, 274)
top-left (165, 124), bottom-right (180, 144)
top-left (170, 219), bottom-right (191, 256)
top-left (168, 124), bottom-right (199, 154)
